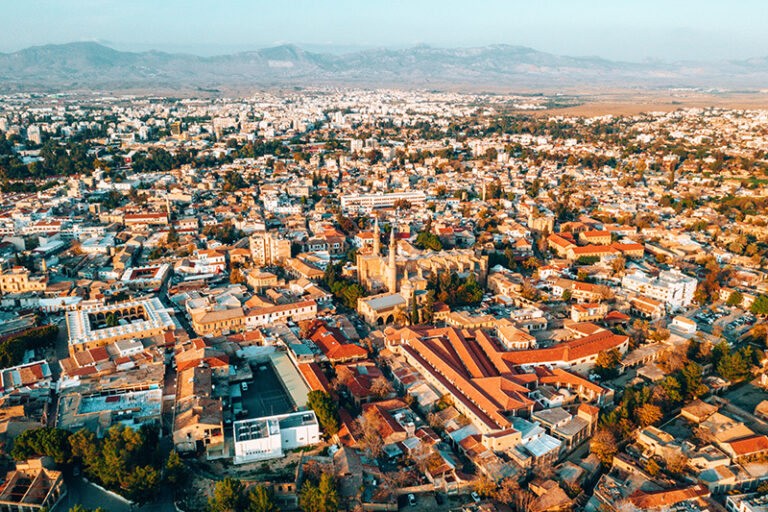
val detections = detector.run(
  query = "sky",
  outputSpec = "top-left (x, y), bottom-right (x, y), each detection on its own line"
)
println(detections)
top-left (2, 0), bottom-right (767, 61)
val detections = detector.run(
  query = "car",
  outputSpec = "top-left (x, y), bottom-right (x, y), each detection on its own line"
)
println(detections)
top-left (408, 494), bottom-right (416, 506)
top-left (241, 382), bottom-right (249, 391)
top-left (435, 494), bottom-right (444, 505)
top-left (471, 491), bottom-right (481, 503)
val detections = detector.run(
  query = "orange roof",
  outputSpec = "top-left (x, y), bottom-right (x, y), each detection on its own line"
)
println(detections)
top-left (629, 485), bottom-right (709, 510)
top-left (727, 435), bottom-right (768, 456)
top-left (298, 363), bottom-right (332, 393)
top-left (502, 330), bottom-right (627, 366)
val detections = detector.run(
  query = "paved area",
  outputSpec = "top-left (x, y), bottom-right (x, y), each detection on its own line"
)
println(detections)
top-left (241, 362), bottom-right (294, 418)
top-left (723, 381), bottom-right (767, 413)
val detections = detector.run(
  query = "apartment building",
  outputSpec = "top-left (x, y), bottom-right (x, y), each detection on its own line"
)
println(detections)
top-left (622, 269), bottom-right (697, 310)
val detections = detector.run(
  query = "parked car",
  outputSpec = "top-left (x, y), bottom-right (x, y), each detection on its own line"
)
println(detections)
top-left (471, 492), bottom-right (481, 503)
top-left (408, 494), bottom-right (416, 506)
top-left (241, 382), bottom-right (249, 391)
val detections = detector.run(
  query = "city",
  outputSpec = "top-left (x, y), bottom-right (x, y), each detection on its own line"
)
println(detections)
top-left (1, 2), bottom-right (768, 512)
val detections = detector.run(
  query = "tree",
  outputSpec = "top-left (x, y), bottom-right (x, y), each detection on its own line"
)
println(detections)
top-left (317, 474), bottom-right (339, 512)
top-left (751, 294), bottom-right (768, 316)
top-left (306, 391), bottom-right (339, 436)
top-left (591, 428), bottom-right (618, 466)
top-left (299, 474), bottom-right (339, 512)
top-left (105, 313), bottom-right (118, 327)
top-left (636, 403), bottom-right (662, 427)
top-left (594, 348), bottom-right (622, 380)
top-left (124, 465), bottom-right (160, 505)
top-left (370, 377), bottom-right (393, 399)
top-left (611, 256), bottom-right (626, 276)
top-left (415, 231), bottom-right (442, 251)
top-left (167, 225), bottom-right (179, 245)
top-left (494, 477), bottom-right (521, 505)
top-left (210, 477), bottom-right (246, 512)
top-left (665, 453), bottom-right (689, 476)
top-left (164, 450), bottom-right (186, 487)
top-left (641, 459), bottom-right (660, 477)
top-left (68, 424), bottom-right (164, 504)
top-left (473, 475), bottom-right (498, 498)
top-left (359, 408), bottom-right (383, 458)
top-left (11, 427), bottom-right (72, 464)
top-left (411, 293), bottom-right (419, 325)
top-left (247, 485), bottom-right (277, 512)
top-left (680, 363), bottom-right (708, 399)
top-left (727, 290), bottom-right (743, 307)
top-left (230, 268), bottom-right (245, 285)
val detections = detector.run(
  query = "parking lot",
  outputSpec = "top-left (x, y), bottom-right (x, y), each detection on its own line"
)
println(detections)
top-left (724, 381), bottom-right (767, 413)
top-left (692, 306), bottom-right (755, 340)
top-left (240, 362), bottom-right (295, 418)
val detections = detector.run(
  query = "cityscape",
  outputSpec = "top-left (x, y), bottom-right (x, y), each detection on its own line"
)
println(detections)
top-left (2, 3), bottom-right (768, 512)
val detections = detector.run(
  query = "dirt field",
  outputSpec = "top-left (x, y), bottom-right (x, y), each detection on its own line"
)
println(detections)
top-left (538, 90), bottom-right (768, 116)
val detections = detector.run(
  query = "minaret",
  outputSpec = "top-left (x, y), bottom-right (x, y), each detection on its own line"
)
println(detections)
top-left (373, 215), bottom-right (380, 256)
top-left (387, 225), bottom-right (397, 293)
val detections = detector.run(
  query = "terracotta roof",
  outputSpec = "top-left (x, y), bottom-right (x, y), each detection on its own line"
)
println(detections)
top-left (628, 485), bottom-right (709, 510)
top-left (726, 434), bottom-right (768, 456)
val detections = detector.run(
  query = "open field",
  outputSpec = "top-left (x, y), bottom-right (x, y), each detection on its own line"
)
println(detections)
top-left (538, 90), bottom-right (768, 116)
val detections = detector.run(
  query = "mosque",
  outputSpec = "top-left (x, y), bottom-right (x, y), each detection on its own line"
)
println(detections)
top-left (356, 216), bottom-right (488, 326)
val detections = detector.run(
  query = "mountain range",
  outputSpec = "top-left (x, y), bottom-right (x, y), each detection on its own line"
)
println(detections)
top-left (1, 42), bottom-right (767, 91)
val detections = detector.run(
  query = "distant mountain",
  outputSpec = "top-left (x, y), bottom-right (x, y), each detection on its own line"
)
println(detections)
top-left (0, 42), bottom-right (766, 91)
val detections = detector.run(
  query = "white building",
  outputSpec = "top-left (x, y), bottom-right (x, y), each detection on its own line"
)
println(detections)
top-left (622, 269), bottom-right (697, 310)
top-left (233, 411), bottom-right (320, 463)
top-left (340, 191), bottom-right (426, 213)
top-left (727, 494), bottom-right (768, 512)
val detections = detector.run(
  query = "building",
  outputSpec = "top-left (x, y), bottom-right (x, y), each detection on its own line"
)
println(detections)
top-left (250, 232), bottom-right (291, 266)
top-left (233, 411), bottom-right (321, 463)
top-left (0, 459), bottom-right (66, 512)
top-left (0, 267), bottom-right (47, 294)
top-left (245, 300), bottom-right (318, 329)
top-left (173, 366), bottom-right (225, 459)
top-left (622, 269), bottom-right (697, 310)
top-left (727, 494), bottom-right (768, 512)
top-left (120, 264), bottom-right (171, 291)
top-left (65, 298), bottom-right (176, 354)
top-left (579, 230), bottom-right (612, 245)
top-left (246, 270), bottom-right (279, 291)
top-left (57, 387), bottom-right (163, 435)
top-left (571, 303), bottom-right (608, 323)
top-left (340, 191), bottom-right (426, 212)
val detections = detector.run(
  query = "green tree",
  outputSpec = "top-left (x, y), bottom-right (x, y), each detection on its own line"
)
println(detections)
top-left (124, 465), bottom-right (160, 505)
top-left (751, 294), bottom-right (768, 316)
top-left (164, 450), bottom-right (186, 487)
top-left (11, 427), bottom-right (72, 464)
top-left (306, 391), bottom-right (339, 436)
top-left (247, 485), bottom-right (277, 512)
top-left (299, 474), bottom-right (339, 512)
top-left (69, 506), bottom-right (108, 512)
top-left (726, 290), bottom-right (743, 307)
top-left (680, 363), bottom-right (708, 399)
top-left (410, 292), bottom-right (419, 325)
top-left (210, 477), bottom-right (246, 512)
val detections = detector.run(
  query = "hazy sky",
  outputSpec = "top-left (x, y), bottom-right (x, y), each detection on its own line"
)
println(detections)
top-left (2, 0), bottom-right (767, 61)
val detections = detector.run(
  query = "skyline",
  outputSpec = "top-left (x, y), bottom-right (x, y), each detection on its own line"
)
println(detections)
top-left (3, 0), bottom-right (768, 62)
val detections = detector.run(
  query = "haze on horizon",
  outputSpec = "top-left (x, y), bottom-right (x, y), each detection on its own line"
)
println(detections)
top-left (2, 0), bottom-right (768, 62)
